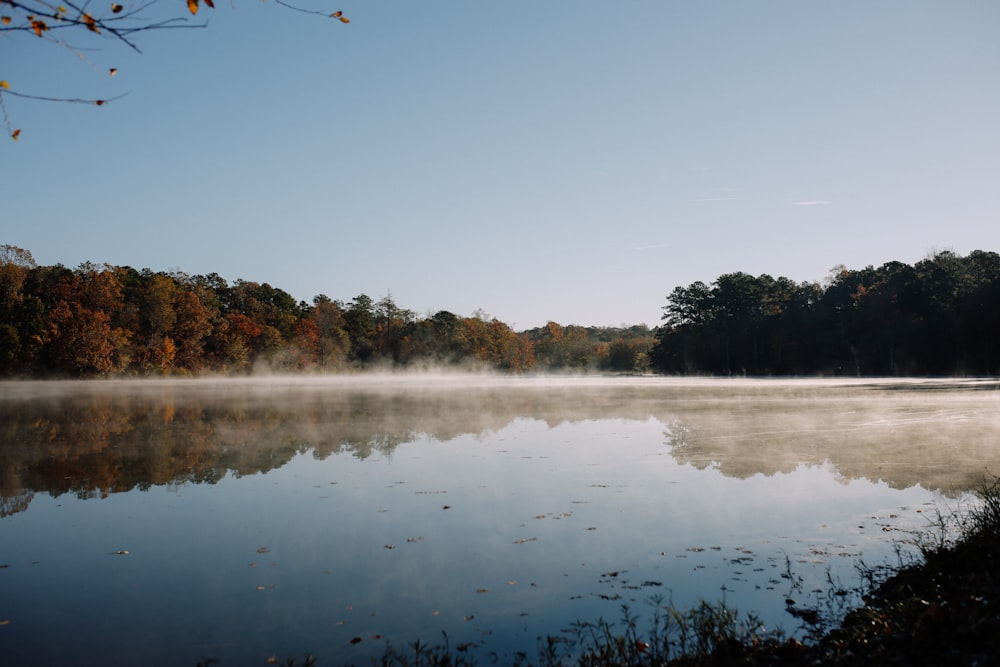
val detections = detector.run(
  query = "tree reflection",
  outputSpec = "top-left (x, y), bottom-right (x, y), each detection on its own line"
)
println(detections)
top-left (2, 379), bottom-right (999, 516)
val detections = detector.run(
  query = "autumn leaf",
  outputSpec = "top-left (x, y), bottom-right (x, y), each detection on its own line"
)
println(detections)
top-left (187, 0), bottom-right (198, 15)
top-left (95, 100), bottom-right (105, 106)
top-left (331, 11), bottom-right (342, 17)
top-left (204, 0), bottom-right (215, 7)
top-left (30, 19), bottom-right (48, 37)
top-left (82, 13), bottom-right (99, 33)
top-left (0, 81), bottom-right (9, 90)
top-left (109, 68), bottom-right (118, 77)
top-left (1, 16), bottom-right (10, 25)
top-left (339, 16), bottom-right (349, 23)
top-left (111, 3), bottom-right (123, 13)
top-left (11, 129), bottom-right (21, 141)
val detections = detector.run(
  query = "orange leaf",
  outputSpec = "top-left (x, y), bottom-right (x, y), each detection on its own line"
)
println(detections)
top-left (204, 0), bottom-right (214, 7)
top-left (0, 80), bottom-right (9, 90)
top-left (111, 3), bottom-right (123, 13)
top-left (331, 11), bottom-right (342, 17)
top-left (31, 19), bottom-right (48, 37)
top-left (109, 68), bottom-right (118, 77)
top-left (1, 16), bottom-right (11, 25)
top-left (11, 129), bottom-right (21, 141)
top-left (339, 16), bottom-right (349, 23)
top-left (187, 0), bottom-right (198, 15)
top-left (82, 12), bottom-right (99, 33)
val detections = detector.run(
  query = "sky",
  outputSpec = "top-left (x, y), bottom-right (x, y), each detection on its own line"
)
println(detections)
top-left (2, 1), bottom-right (999, 329)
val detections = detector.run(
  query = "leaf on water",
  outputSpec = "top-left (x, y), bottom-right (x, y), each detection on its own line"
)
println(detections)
top-left (507, 579), bottom-right (517, 585)
top-left (0, 620), bottom-right (10, 626)
top-left (383, 544), bottom-right (394, 549)
top-left (475, 588), bottom-right (489, 594)
top-left (349, 636), bottom-right (362, 644)
top-left (187, 0), bottom-right (198, 15)
top-left (256, 546), bottom-right (270, 554)
top-left (463, 615), bottom-right (474, 621)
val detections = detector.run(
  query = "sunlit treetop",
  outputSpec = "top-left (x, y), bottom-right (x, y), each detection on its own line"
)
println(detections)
top-left (0, 0), bottom-right (349, 141)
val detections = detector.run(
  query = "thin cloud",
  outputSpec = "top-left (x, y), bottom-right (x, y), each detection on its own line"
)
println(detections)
top-left (792, 200), bottom-right (832, 206)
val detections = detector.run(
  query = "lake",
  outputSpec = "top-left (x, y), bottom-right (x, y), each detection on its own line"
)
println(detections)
top-left (2, 376), bottom-right (998, 666)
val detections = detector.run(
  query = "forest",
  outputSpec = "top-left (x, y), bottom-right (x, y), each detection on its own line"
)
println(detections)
top-left (1, 244), bottom-right (998, 377)
top-left (0, 244), bottom-right (652, 376)
top-left (654, 249), bottom-right (1000, 376)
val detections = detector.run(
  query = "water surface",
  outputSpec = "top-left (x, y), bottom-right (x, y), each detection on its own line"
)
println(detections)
top-left (1, 376), bottom-right (998, 665)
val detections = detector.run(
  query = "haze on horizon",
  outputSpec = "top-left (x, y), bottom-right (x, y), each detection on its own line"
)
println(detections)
top-left (2, 1), bottom-right (998, 329)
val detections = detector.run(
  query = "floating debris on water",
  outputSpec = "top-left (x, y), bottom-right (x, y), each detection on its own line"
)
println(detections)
top-left (513, 537), bottom-right (537, 545)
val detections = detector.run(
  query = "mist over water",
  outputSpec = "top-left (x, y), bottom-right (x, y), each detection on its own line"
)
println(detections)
top-left (1, 376), bottom-right (998, 665)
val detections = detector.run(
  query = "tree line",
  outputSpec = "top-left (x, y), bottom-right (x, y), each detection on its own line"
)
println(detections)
top-left (651, 249), bottom-right (1000, 376)
top-left (0, 245), bottom-right (653, 376)
top-left (2, 245), bottom-right (997, 378)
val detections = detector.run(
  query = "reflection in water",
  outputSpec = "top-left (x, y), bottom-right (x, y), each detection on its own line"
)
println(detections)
top-left (1, 376), bottom-right (998, 666)
top-left (3, 377), bottom-right (998, 515)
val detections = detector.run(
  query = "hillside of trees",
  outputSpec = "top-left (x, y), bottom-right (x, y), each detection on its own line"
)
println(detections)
top-left (652, 249), bottom-right (1000, 376)
top-left (0, 245), bottom-right (653, 376)
top-left (1, 245), bottom-right (998, 378)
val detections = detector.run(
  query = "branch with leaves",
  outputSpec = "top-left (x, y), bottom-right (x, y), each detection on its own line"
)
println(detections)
top-left (0, 0), bottom-right (349, 141)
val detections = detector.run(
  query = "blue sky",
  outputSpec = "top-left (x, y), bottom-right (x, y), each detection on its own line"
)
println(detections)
top-left (2, 1), bottom-right (998, 329)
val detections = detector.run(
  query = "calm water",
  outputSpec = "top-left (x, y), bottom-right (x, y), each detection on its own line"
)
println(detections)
top-left (1, 376), bottom-right (999, 666)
